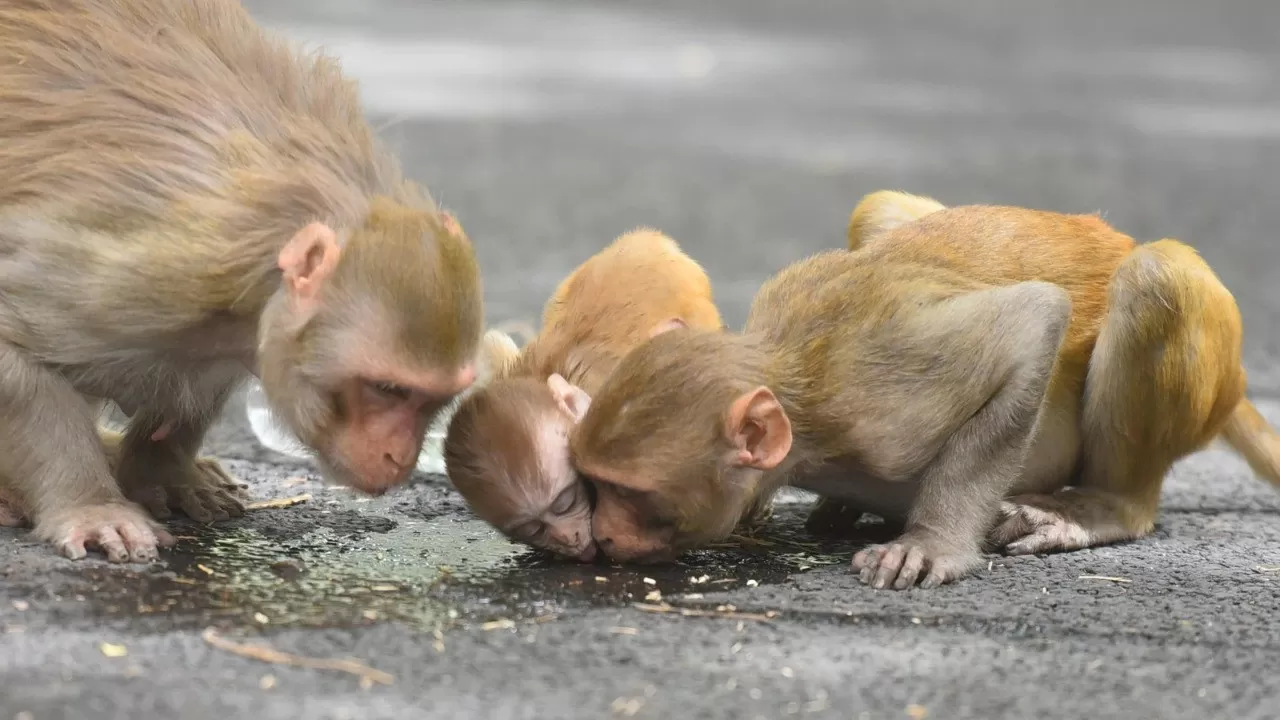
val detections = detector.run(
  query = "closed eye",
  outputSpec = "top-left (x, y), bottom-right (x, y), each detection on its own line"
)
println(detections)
top-left (550, 484), bottom-right (580, 515)
top-left (511, 520), bottom-right (544, 541)
top-left (368, 380), bottom-right (413, 401)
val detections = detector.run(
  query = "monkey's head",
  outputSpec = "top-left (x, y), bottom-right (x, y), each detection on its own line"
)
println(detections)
top-left (570, 327), bottom-right (792, 563)
top-left (257, 199), bottom-right (484, 495)
top-left (443, 374), bottom-right (598, 562)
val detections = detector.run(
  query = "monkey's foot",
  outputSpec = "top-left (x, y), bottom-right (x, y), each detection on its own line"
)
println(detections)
top-left (122, 457), bottom-right (248, 524)
top-left (34, 502), bottom-right (176, 563)
top-left (852, 532), bottom-right (981, 590)
top-left (990, 492), bottom-right (1140, 555)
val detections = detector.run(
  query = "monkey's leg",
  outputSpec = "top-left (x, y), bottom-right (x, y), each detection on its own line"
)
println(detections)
top-left (0, 427), bottom-right (145, 528)
top-left (0, 348), bottom-right (173, 561)
top-left (992, 240), bottom-right (1244, 555)
top-left (852, 282), bottom-right (1072, 589)
top-left (113, 392), bottom-right (248, 524)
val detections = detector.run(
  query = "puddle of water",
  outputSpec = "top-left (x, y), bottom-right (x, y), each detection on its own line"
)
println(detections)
top-left (60, 500), bottom-right (890, 634)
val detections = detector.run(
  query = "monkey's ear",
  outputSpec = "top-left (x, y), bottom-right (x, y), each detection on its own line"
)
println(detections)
top-left (649, 317), bottom-right (688, 338)
top-left (279, 222), bottom-right (341, 311)
top-left (547, 373), bottom-right (592, 423)
top-left (724, 387), bottom-right (792, 470)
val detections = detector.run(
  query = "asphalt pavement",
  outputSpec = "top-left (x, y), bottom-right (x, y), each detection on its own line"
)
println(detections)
top-left (4, 0), bottom-right (1280, 718)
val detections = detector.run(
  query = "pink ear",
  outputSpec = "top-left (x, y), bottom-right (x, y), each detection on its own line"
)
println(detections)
top-left (649, 317), bottom-right (688, 339)
top-left (547, 373), bottom-right (592, 423)
top-left (724, 386), bottom-right (792, 470)
top-left (439, 211), bottom-right (463, 237)
top-left (278, 223), bottom-right (340, 311)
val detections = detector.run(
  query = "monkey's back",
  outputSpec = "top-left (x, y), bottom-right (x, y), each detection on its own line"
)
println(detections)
top-left (0, 0), bottom-right (406, 228)
top-left (865, 205), bottom-right (1136, 395)
top-left (748, 206), bottom-right (1137, 419)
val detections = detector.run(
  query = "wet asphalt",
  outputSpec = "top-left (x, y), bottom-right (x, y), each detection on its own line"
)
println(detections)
top-left (4, 0), bottom-right (1280, 718)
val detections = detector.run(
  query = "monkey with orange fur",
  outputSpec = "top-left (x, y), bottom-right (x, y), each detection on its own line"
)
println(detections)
top-left (0, 0), bottom-right (483, 562)
top-left (443, 229), bottom-right (740, 561)
top-left (571, 189), bottom-right (1279, 589)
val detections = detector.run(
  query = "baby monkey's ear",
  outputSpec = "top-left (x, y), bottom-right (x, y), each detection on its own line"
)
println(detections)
top-left (724, 386), bottom-right (792, 470)
top-left (648, 317), bottom-right (688, 338)
top-left (547, 373), bottom-right (592, 423)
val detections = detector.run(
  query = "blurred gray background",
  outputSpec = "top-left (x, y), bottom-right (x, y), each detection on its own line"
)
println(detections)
top-left (3, 1), bottom-right (1280, 719)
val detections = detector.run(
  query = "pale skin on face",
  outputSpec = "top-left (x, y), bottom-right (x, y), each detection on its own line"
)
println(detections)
top-left (473, 375), bottom-right (597, 562)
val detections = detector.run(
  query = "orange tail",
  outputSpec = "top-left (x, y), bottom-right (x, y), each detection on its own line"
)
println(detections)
top-left (1220, 398), bottom-right (1280, 489)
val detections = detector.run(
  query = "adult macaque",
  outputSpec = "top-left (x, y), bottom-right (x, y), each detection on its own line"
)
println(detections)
top-left (571, 190), bottom-right (1276, 589)
top-left (444, 229), bottom-right (740, 561)
top-left (0, 0), bottom-right (483, 563)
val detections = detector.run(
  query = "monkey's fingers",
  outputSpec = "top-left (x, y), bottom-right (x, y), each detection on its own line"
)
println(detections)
top-left (172, 486), bottom-right (220, 523)
top-left (127, 484), bottom-right (172, 521)
top-left (869, 543), bottom-right (909, 589)
top-left (855, 537), bottom-right (976, 590)
top-left (89, 525), bottom-right (131, 563)
top-left (892, 545), bottom-right (928, 590)
top-left (987, 502), bottom-right (1036, 548)
top-left (196, 458), bottom-right (247, 494)
top-left (991, 500), bottom-right (1091, 555)
top-left (39, 503), bottom-right (170, 563)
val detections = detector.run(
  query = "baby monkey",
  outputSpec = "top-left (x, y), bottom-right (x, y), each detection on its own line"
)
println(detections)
top-left (572, 190), bottom-right (1278, 589)
top-left (444, 230), bottom-right (728, 561)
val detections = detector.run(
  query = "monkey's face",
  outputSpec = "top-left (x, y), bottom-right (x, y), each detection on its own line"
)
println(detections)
top-left (577, 451), bottom-right (763, 564)
top-left (258, 211), bottom-right (483, 496)
top-left (444, 378), bottom-right (599, 562)
top-left (570, 333), bottom-right (791, 564)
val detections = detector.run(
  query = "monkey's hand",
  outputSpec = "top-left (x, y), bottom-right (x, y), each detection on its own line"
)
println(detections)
top-left (852, 531), bottom-right (982, 590)
top-left (34, 502), bottom-right (175, 563)
top-left (117, 455), bottom-right (248, 525)
top-left (989, 490), bottom-right (1129, 555)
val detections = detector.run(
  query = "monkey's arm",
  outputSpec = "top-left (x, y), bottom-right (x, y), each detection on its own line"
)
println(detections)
top-left (852, 281), bottom-right (1071, 589)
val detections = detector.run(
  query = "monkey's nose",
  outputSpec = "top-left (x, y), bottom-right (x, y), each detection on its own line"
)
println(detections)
top-left (382, 451), bottom-right (412, 473)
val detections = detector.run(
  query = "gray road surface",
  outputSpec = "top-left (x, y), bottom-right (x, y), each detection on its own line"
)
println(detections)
top-left (3, 1), bottom-right (1280, 718)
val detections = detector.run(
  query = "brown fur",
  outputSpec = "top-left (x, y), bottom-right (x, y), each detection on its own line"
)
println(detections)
top-left (444, 229), bottom-right (729, 560)
top-left (573, 191), bottom-right (1252, 589)
top-left (0, 0), bottom-right (483, 563)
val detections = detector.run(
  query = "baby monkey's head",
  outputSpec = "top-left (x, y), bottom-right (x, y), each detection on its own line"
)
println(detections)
top-left (444, 374), bottom-right (597, 562)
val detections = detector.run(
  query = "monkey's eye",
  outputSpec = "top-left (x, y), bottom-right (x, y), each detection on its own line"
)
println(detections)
top-left (550, 485), bottom-right (579, 515)
top-left (368, 380), bottom-right (413, 401)
top-left (512, 520), bottom-right (544, 541)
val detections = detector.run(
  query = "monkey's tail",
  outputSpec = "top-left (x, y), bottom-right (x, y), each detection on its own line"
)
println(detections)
top-left (1220, 398), bottom-right (1280, 489)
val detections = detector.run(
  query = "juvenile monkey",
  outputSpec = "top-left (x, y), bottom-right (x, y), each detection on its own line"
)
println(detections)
top-left (572, 191), bottom-right (1268, 589)
top-left (0, 0), bottom-right (483, 562)
top-left (443, 230), bottom-right (727, 561)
